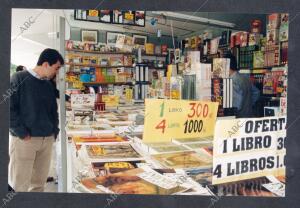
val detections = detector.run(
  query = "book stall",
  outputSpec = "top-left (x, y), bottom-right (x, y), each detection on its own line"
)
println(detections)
top-left (60, 11), bottom-right (288, 196)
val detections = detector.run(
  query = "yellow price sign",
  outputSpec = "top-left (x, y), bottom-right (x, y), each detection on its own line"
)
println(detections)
top-left (125, 88), bottom-right (133, 102)
top-left (143, 99), bottom-right (219, 143)
top-left (102, 95), bottom-right (120, 107)
top-left (73, 81), bottom-right (84, 90)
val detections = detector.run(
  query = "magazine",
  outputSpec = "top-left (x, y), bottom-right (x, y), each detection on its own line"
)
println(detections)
top-left (147, 143), bottom-right (189, 153)
top-left (73, 135), bottom-right (128, 144)
top-left (80, 168), bottom-right (186, 194)
top-left (91, 160), bottom-right (144, 176)
top-left (85, 144), bottom-right (142, 159)
top-left (173, 137), bottom-right (213, 144)
top-left (151, 151), bottom-right (212, 169)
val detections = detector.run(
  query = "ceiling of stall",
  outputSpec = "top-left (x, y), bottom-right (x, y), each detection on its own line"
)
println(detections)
top-left (11, 9), bottom-right (267, 68)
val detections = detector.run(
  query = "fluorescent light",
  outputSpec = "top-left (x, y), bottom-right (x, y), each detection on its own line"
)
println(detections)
top-left (152, 12), bottom-right (235, 28)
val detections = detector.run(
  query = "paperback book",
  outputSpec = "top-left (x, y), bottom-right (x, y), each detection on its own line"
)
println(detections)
top-left (151, 151), bottom-right (212, 169)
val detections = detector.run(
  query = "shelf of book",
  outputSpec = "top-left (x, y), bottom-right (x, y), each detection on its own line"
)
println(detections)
top-left (148, 66), bottom-right (167, 70)
top-left (82, 81), bottom-right (152, 86)
top-left (82, 82), bottom-right (134, 86)
top-left (66, 63), bottom-right (134, 68)
top-left (65, 49), bottom-right (134, 55)
top-left (141, 53), bottom-right (167, 57)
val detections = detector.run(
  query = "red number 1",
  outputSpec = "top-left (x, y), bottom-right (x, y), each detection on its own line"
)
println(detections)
top-left (155, 119), bottom-right (166, 133)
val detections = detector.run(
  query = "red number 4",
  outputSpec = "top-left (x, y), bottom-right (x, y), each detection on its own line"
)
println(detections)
top-left (155, 119), bottom-right (166, 133)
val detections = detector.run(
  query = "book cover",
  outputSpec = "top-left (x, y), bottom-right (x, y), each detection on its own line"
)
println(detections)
top-left (280, 41), bottom-right (288, 65)
top-left (267, 29), bottom-right (279, 45)
top-left (73, 135), bottom-right (128, 144)
top-left (280, 97), bottom-right (287, 116)
top-left (91, 160), bottom-right (143, 176)
top-left (219, 30), bottom-right (231, 46)
top-left (263, 70), bottom-right (284, 95)
top-left (99, 10), bottom-right (111, 23)
top-left (280, 13), bottom-right (289, 25)
top-left (268, 13), bottom-right (280, 29)
top-left (210, 37), bottom-right (220, 54)
top-left (253, 51), bottom-right (265, 68)
top-left (123, 11), bottom-right (135, 25)
top-left (279, 24), bottom-right (288, 42)
top-left (185, 168), bottom-right (212, 186)
top-left (212, 58), bottom-right (230, 78)
top-left (152, 151), bottom-right (212, 169)
top-left (147, 143), bottom-right (189, 153)
top-left (248, 33), bottom-right (261, 46)
top-left (85, 144), bottom-right (142, 159)
top-left (81, 168), bottom-right (186, 194)
top-left (173, 137), bottom-right (213, 144)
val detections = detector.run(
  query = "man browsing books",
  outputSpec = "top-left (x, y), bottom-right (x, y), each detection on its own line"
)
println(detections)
top-left (226, 53), bottom-right (260, 118)
top-left (9, 48), bottom-right (64, 192)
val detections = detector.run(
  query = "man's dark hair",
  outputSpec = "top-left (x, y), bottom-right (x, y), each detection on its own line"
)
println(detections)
top-left (16, 65), bottom-right (25, 72)
top-left (37, 48), bottom-right (64, 66)
top-left (225, 53), bottom-right (238, 71)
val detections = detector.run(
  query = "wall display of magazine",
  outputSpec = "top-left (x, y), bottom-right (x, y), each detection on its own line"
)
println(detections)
top-left (263, 69), bottom-right (285, 95)
top-left (212, 58), bottom-right (230, 78)
top-left (74, 10), bottom-right (146, 27)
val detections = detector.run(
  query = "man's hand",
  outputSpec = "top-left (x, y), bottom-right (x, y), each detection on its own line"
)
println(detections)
top-left (23, 135), bottom-right (31, 141)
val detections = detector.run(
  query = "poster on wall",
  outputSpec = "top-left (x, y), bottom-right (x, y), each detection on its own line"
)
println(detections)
top-left (113, 10), bottom-right (123, 24)
top-left (135, 11), bottom-right (146, 26)
top-left (123, 11), bottom-right (135, 25)
top-left (87, 10), bottom-right (100, 21)
top-left (212, 116), bottom-right (286, 196)
top-left (107, 32), bottom-right (123, 46)
top-left (100, 10), bottom-right (111, 23)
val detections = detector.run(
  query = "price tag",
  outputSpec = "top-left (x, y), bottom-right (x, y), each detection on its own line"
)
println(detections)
top-left (71, 94), bottom-right (95, 109)
top-left (125, 88), bottom-right (133, 102)
top-left (102, 95), bottom-right (120, 107)
top-left (73, 81), bottom-right (84, 89)
top-left (143, 99), bottom-right (218, 143)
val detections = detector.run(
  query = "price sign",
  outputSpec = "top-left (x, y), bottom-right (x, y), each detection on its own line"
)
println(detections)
top-left (125, 88), bottom-right (133, 103)
top-left (73, 80), bottom-right (84, 90)
top-left (71, 94), bottom-right (95, 109)
top-left (143, 99), bottom-right (219, 143)
top-left (102, 95), bottom-right (120, 107)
